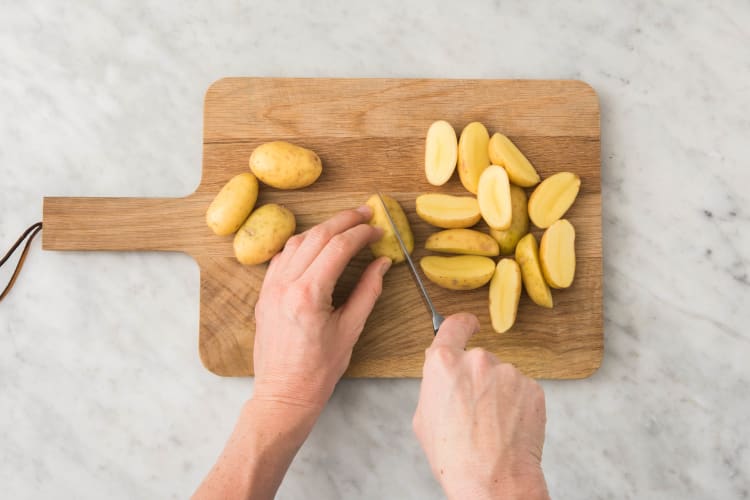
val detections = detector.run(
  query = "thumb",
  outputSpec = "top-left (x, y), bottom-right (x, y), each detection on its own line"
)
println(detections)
top-left (337, 256), bottom-right (392, 340)
top-left (430, 313), bottom-right (479, 351)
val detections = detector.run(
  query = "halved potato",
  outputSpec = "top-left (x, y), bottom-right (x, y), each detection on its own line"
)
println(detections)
top-left (515, 233), bottom-right (553, 308)
top-left (477, 165), bottom-right (512, 230)
top-left (424, 120), bottom-right (458, 186)
top-left (488, 133), bottom-right (541, 187)
top-left (489, 184), bottom-right (529, 255)
top-left (539, 219), bottom-right (576, 288)
top-left (415, 194), bottom-right (481, 229)
top-left (420, 255), bottom-right (496, 290)
top-left (425, 229), bottom-right (499, 257)
top-left (489, 258), bottom-right (522, 333)
top-left (528, 172), bottom-right (580, 228)
top-left (457, 122), bottom-right (490, 194)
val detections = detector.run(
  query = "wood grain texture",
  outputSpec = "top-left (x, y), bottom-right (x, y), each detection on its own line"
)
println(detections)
top-left (42, 77), bottom-right (602, 379)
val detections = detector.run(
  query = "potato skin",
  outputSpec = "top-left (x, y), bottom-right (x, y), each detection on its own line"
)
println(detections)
top-left (488, 133), bottom-right (541, 187)
top-left (206, 173), bottom-right (259, 236)
top-left (233, 204), bottom-right (296, 265)
top-left (249, 141), bottom-right (322, 189)
top-left (425, 229), bottom-right (499, 257)
top-left (515, 233), bottom-right (553, 308)
top-left (366, 194), bottom-right (414, 264)
top-left (490, 185), bottom-right (529, 255)
top-left (420, 255), bottom-right (495, 290)
top-left (457, 122), bottom-right (491, 194)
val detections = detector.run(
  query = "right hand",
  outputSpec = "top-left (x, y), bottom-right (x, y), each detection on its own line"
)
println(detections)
top-left (412, 313), bottom-right (549, 500)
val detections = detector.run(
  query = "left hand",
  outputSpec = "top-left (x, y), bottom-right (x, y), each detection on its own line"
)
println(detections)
top-left (252, 205), bottom-right (391, 413)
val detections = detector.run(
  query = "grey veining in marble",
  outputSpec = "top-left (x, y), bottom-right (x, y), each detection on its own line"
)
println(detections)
top-left (1, 1), bottom-right (748, 498)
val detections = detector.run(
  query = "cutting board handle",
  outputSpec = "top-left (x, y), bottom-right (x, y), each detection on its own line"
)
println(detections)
top-left (42, 196), bottom-right (203, 253)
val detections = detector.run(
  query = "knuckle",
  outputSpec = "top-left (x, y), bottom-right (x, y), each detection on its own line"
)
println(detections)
top-left (285, 234), bottom-right (304, 249)
top-left (328, 233), bottom-right (354, 255)
top-left (427, 345), bottom-right (456, 365)
top-left (307, 226), bottom-right (332, 245)
top-left (497, 362), bottom-right (520, 380)
top-left (287, 284), bottom-right (316, 314)
top-left (466, 348), bottom-right (493, 367)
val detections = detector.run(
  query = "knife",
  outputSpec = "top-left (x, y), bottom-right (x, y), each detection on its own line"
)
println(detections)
top-left (376, 192), bottom-right (444, 334)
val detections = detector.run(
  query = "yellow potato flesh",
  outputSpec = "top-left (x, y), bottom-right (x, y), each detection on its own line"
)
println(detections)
top-left (457, 122), bottom-right (490, 194)
top-left (488, 133), bottom-right (541, 187)
top-left (477, 165), bottom-right (512, 230)
top-left (424, 120), bottom-right (458, 186)
top-left (233, 204), bottom-right (296, 265)
top-left (249, 141), bottom-right (322, 190)
top-left (515, 233), bottom-right (553, 308)
top-left (528, 172), bottom-right (581, 228)
top-left (415, 194), bottom-right (481, 229)
top-left (539, 219), bottom-right (576, 289)
top-left (366, 194), bottom-right (414, 264)
top-left (206, 173), bottom-right (259, 236)
top-left (420, 255), bottom-right (495, 291)
top-left (490, 185), bottom-right (529, 255)
top-left (425, 229), bottom-right (499, 257)
top-left (489, 258), bottom-right (522, 333)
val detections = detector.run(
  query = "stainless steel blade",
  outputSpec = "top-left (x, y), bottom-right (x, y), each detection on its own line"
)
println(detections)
top-left (376, 192), bottom-right (444, 334)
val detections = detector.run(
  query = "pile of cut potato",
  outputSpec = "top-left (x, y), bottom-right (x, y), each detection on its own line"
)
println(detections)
top-left (205, 141), bottom-right (322, 264)
top-left (367, 121), bottom-right (581, 333)
top-left (207, 123), bottom-right (580, 335)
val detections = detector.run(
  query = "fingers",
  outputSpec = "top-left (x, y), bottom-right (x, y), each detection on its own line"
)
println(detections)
top-left (284, 206), bottom-right (374, 278)
top-left (303, 223), bottom-right (383, 293)
top-left (429, 313), bottom-right (480, 351)
top-left (337, 256), bottom-right (392, 338)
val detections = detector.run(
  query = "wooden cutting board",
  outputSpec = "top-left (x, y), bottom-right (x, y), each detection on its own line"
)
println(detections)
top-left (43, 78), bottom-right (602, 379)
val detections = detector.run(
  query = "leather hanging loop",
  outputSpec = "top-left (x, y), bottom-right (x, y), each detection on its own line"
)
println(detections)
top-left (0, 222), bottom-right (42, 303)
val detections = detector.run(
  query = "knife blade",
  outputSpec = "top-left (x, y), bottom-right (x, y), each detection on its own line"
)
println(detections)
top-left (376, 192), bottom-right (444, 334)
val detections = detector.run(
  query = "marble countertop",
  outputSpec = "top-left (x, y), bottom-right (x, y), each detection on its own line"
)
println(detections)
top-left (2, 1), bottom-right (748, 498)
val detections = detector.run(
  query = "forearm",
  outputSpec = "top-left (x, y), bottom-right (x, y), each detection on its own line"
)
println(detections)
top-left (193, 398), bottom-right (318, 500)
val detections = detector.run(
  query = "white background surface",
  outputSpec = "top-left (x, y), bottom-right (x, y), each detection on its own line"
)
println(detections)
top-left (1, 1), bottom-right (748, 498)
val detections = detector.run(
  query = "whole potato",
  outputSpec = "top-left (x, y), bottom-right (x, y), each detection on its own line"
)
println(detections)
top-left (233, 204), bottom-right (296, 265)
top-left (490, 185), bottom-right (529, 254)
top-left (366, 194), bottom-right (414, 264)
top-left (249, 141), bottom-right (322, 189)
top-left (206, 173), bottom-right (259, 236)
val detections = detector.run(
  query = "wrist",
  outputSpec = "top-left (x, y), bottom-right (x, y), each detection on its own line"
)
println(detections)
top-left (253, 373), bottom-right (333, 415)
top-left (245, 395), bottom-right (321, 434)
top-left (442, 467), bottom-right (548, 500)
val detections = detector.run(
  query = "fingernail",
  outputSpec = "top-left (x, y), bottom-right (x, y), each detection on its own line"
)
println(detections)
top-left (379, 257), bottom-right (392, 276)
top-left (356, 205), bottom-right (373, 218)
